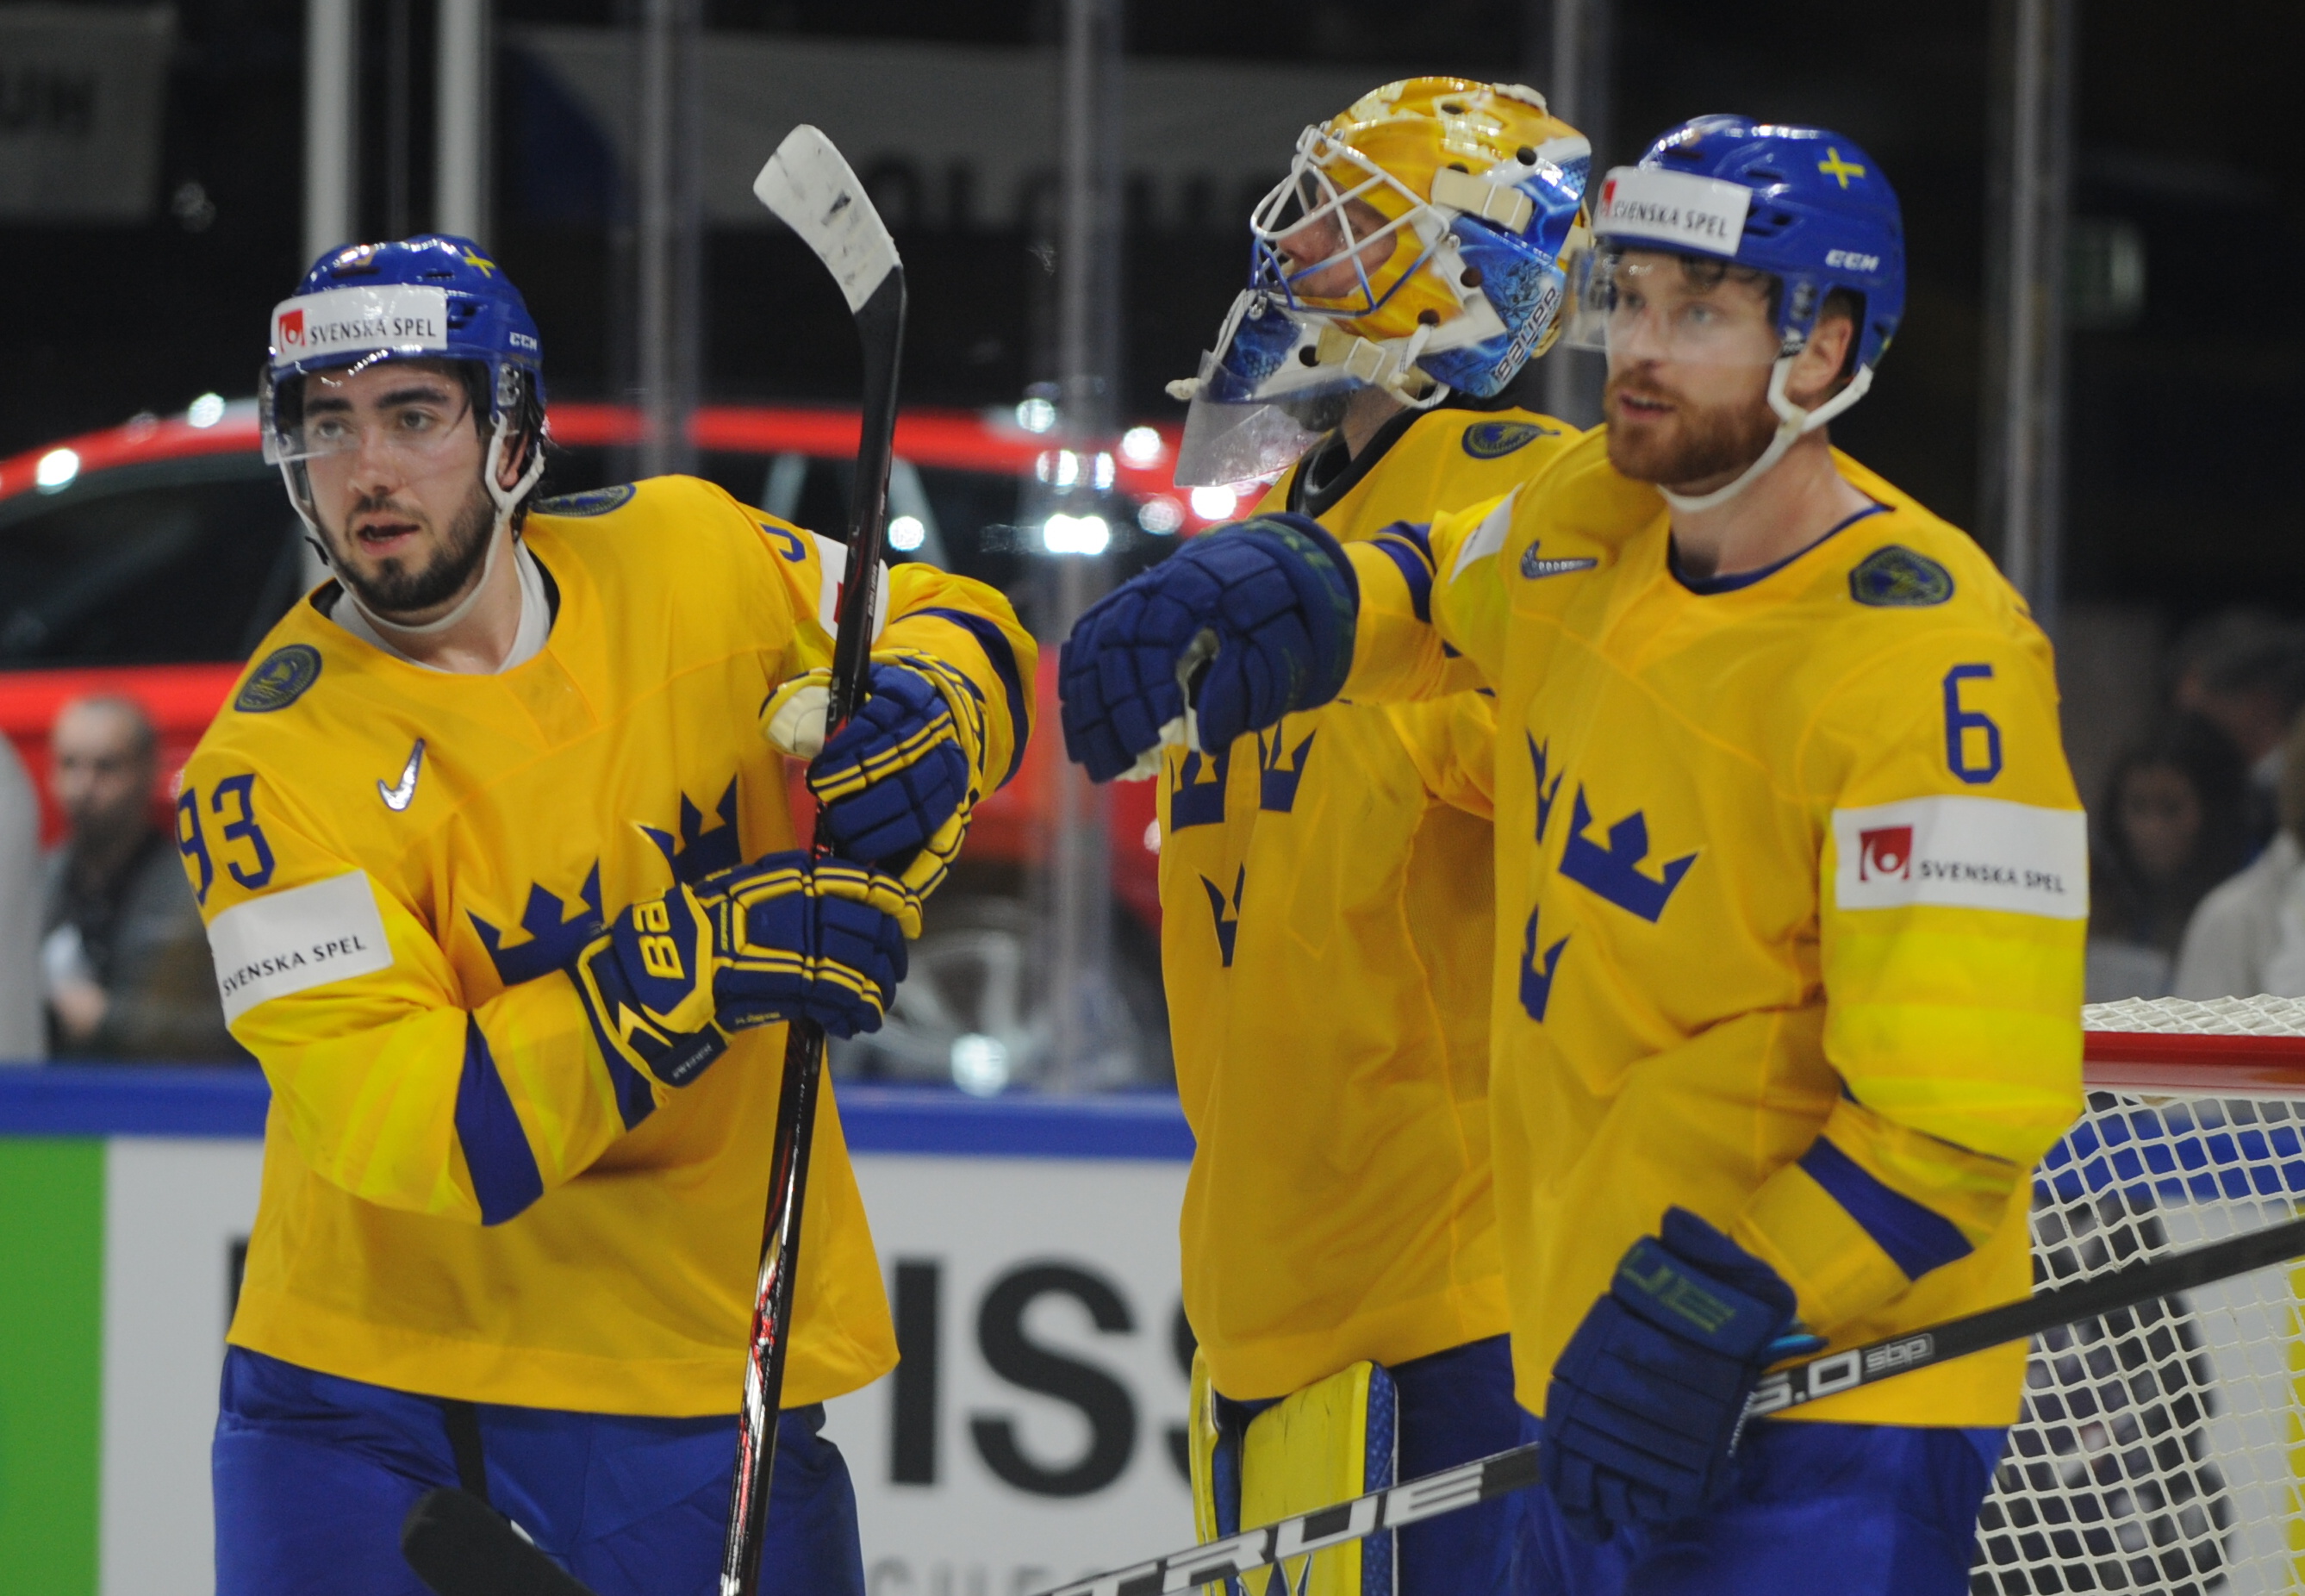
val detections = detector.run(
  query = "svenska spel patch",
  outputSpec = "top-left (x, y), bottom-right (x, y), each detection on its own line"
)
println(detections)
top-left (206, 870), bottom-right (394, 1021)
top-left (1593, 166), bottom-right (1752, 257)
top-left (271, 285), bottom-right (450, 367)
top-left (1832, 795), bottom-right (2086, 920)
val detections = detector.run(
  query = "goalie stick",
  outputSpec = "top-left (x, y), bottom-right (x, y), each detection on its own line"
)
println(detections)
top-left (399, 125), bottom-right (905, 1596)
top-left (1031, 1209), bottom-right (2305, 1596)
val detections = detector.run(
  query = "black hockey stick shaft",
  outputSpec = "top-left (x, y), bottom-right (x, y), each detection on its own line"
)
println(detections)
top-left (1034, 1211), bottom-right (2305, 1596)
top-left (723, 128), bottom-right (906, 1596)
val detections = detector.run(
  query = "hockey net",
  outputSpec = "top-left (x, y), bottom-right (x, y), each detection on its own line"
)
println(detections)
top-left (1974, 996), bottom-right (2305, 1596)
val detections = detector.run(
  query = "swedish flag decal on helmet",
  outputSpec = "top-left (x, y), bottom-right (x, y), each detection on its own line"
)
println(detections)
top-left (1848, 546), bottom-right (1953, 608)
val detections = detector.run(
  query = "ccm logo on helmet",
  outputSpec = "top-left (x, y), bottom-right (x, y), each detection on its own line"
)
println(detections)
top-left (1825, 250), bottom-right (1881, 271)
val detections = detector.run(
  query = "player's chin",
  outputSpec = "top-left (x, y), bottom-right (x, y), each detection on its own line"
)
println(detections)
top-left (1604, 416), bottom-right (1685, 483)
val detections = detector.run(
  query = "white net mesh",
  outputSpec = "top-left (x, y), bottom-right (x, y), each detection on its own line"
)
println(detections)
top-left (1971, 998), bottom-right (2305, 1594)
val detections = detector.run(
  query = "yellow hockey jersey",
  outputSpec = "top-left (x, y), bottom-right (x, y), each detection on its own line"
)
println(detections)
top-left (180, 475), bottom-right (1034, 1416)
top-left (1341, 433), bottom-right (2085, 1426)
top-left (1166, 406), bottom-right (1578, 1400)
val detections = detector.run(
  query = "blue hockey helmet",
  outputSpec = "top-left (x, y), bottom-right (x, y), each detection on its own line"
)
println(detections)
top-left (259, 235), bottom-right (549, 533)
top-left (1566, 115), bottom-right (1904, 508)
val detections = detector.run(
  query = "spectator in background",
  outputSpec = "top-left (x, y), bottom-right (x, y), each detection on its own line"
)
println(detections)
top-left (40, 696), bottom-right (240, 1061)
top-left (2088, 717), bottom-right (2253, 1001)
top-left (2175, 709), bottom-right (2305, 1000)
top-left (0, 737), bottom-right (41, 1062)
top-left (2170, 610), bottom-right (2305, 846)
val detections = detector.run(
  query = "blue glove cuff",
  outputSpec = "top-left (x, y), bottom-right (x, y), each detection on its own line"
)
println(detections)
top-left (1227, 512), bottom-right (1361, 713)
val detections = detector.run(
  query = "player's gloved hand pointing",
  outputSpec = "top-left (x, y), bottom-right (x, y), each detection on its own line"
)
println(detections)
top-left (573, 852), bottom-right (920, 1089)
top-left (762, 649), bottom-right (989, 900)
top-left (1540, 1207), bottom-right (1803, 1543)
top-left (1058, 513), bottom-right (1359, 782)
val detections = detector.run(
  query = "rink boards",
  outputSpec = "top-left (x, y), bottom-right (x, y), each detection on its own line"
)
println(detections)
top-left (0, 1069), bottom-right (1197, 1596)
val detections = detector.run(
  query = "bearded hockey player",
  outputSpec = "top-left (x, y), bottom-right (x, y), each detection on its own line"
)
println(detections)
top-left (186, 236), bottom-right (1032, 1595)
top-left (1061, 117), bottom-right (2084, 1592)
top-left (1078, 78), bottom-right (1587, 1595)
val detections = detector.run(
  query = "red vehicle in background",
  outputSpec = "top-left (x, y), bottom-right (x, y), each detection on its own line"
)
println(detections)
top-left (0, 396), bottom-right (1239, 1089)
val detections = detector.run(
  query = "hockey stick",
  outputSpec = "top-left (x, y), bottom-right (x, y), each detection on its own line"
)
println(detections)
top-left (1032, 1211), bottom-right (2305, 1596)
top-left (398, 126), bottom-right (903, 1596)
top-left (719, 126), bottom-right (907, 1596)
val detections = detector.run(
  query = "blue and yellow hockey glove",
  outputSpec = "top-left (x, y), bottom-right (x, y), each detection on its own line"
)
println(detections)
top-left (762, 649), bottom-right (989, 900)
top-left (573, 853), bottom-right (920, 1088)
top-left (1540, 1207), bottom-right (1802, 1543)
top-left (1058, 513), bottom-right (1359, 782)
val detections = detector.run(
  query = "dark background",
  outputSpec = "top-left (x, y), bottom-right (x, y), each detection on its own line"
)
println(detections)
top-left (4, 0), bottom-right (2300, 621)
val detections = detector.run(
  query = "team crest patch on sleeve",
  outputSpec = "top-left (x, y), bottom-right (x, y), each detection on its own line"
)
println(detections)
top-left (205, 870), bottom-right (395, 1021)
top-left (1461, 420), bottom-right (1554, 460)
top-left (1848, 546), bottom-right (1953, 608)
top-left (533, 483), bottom-right (638, 517)
top-left (235, 645), bottom-right (322, 713)
top-left (1832, 795), bottom-right (2086, 919)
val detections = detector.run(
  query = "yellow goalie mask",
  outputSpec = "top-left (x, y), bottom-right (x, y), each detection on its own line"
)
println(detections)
top-left (1174, 77), bottom-right (1590, 487)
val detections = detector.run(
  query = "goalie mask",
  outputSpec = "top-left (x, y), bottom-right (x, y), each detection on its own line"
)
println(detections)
top-left (259, 234), bottom-right (549, 557)
top-left (1173, 77), bottom-right (1590, 488)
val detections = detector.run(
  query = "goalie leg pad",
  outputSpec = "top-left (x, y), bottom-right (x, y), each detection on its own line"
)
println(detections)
top-left (1191, 1354), bottom-right (1399, 1596)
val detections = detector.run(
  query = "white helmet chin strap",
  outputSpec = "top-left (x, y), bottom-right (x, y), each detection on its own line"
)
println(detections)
top-left (1658, 356), bottom-right (1874, 515)
top-left (330, 422), bottom-right (549, 640)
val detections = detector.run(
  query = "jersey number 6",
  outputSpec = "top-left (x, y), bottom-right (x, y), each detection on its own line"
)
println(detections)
top-left (1941, 664), bottom-right (2004, 785)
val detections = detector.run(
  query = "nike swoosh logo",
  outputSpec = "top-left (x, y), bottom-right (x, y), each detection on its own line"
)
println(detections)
top-left (378, 739), bottom-right (426, 811)
top-left (1521, 541), bottom-right (1598, 580)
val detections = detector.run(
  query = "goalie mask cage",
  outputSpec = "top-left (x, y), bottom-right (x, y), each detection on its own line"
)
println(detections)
top-left (1974, 995), bottom-right (2305, 1596)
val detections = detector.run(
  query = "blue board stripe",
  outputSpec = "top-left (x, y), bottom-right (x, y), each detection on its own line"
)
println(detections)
top-left (0, 1068), bottom-right (1195, 1162)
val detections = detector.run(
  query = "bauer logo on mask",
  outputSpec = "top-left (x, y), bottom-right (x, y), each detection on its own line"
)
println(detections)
top-left (269, 285), bottom-right (451, 367)
top-left (1594, 167), bottom-right (1752, 257)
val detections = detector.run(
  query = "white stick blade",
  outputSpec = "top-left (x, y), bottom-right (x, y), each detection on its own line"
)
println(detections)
top-left (752, 125), bottom-right (899, 315)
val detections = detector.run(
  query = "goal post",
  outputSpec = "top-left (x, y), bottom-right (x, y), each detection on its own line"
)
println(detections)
top-left (1976, 995), bottom-right (2305, 1596)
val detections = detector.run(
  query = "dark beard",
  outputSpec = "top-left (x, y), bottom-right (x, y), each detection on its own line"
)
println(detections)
top-left (333, 483), bottom-right (497, 619)
top-left (1603, 374), bottom-right (1779, 489)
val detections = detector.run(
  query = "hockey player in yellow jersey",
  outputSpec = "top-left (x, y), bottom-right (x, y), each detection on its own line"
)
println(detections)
top-left (193, 236), bottom-right (1033, 1596)
top-left (1062, 118), bottom-right (2084, 1594)
top-left (1076, 78), bottom-right (1587, 1595)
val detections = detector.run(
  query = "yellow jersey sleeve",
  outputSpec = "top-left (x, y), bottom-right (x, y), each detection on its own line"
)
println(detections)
top-left (1336, 495), bottom-right (1519, 703)
top-left (179, 754), bottom-right (647, 1227)
top-left (742, 506), bottom-right (1037, 796)
top-left (1386, 690), bottom-right (1498, 820)
top-left (1730, 617), bottom-right (2086, 1334)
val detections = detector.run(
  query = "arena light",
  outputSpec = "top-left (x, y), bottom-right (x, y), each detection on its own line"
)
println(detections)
top-left (1042, 514), bottom-right (1111, 555)
top-left (35, 448), bottom-right (80, 491)
top-left (1015, 396), bottom-right (1057, 433)
top-left (187, 392), bottom-right (227, 428)
top-left (1137, 496), bottom-right (1184, 535)
top-left (1119, 425), bottom-right (1162, 466)
top-left (1188, 484), bottom-right (1238, 521)
top-left (887, 514), bottom-right (925, 552)
top-left (950, 1032), bottom-right (1010, 1096)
